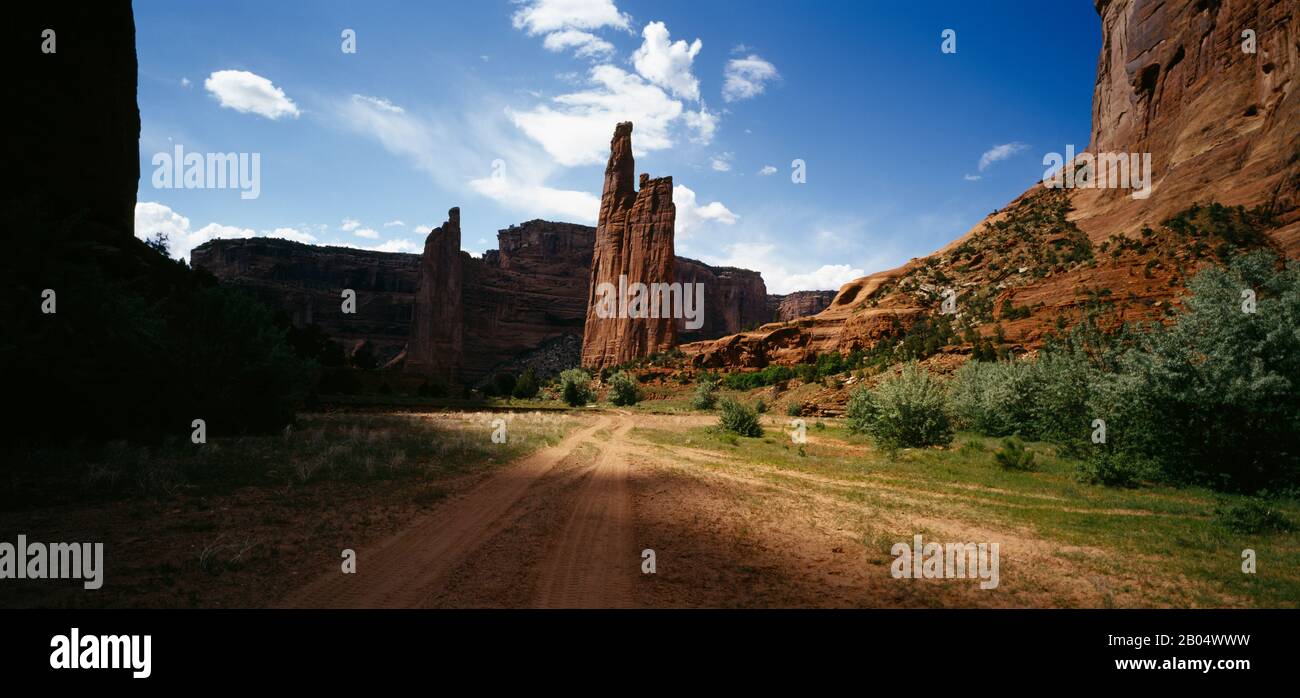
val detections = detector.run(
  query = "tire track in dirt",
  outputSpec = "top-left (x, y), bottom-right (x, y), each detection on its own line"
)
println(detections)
top-left (532, 414), bottom-right (638, 608)
top-left (278, 415), bottom-right (611, 608)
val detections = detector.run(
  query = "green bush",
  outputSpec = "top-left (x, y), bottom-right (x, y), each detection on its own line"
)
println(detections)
top-left (786, 402), bottom-right (802, 417)
top-left (692, 378), bottom-right (719, 410)
top-left (846, 363), bottom-right (953, 451)
top-left (1074, 448), bottom-right (1151, 488)
top-left (608, 371), bottom-right (640, 406)
top-left (718, 398), bottom-right (763, 437)
top-left (993, 437), bottom-right (1036, 471)
top-left (560, 368), bottom-right (595, 407)
top-left (512, 368), bottom-right (539, 399)
top-left (755, 398), bottom-right (767, 414)
top-left (948, 360), bottom-right (1038, 438)
top-left (1087, 251), bottom-right (1300, 491)
top-left (1213, 497), bottom-right (1293, 534)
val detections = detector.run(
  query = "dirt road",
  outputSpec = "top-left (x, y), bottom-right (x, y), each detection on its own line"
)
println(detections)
top-left (280, 411), bottom-right (1151, 608)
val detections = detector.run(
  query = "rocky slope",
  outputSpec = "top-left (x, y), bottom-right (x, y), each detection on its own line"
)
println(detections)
top-left (687, 0), bottom-right (1297, 370)
top-left (581, 122), bottom-right (679, 370)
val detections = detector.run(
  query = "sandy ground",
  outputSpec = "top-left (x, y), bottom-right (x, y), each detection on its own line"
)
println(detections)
top-left (277, 411), bottom-right (1149, 608)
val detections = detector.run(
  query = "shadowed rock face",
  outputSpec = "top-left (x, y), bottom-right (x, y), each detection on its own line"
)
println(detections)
top-left (195, 218), bottom-right (772, 381)
top-left (686, 0), bottom-right (1298, 370)
top-left (581, 122), bottom-right (679, 370)
top-left (190, 239), bottom-right (421, 364)
top-left (768, 291), bottom-right (836, 322)
top-left (405, 208), bottom-right (464, 384)
top-left (8, 3), bottom-right (139, 238)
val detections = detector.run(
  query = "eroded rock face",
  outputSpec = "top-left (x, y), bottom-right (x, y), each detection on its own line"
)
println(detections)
top-left (190, 238), bottom-right (421, 365)
top-left (405, 209), bottom-right (464, 384)
top-left (581, 122), bottom-right (678, 370)
top-left (768, 291), bottom-right (836, 322)
top-left (196, 217), bottom-right (775, 381)
top-left (1080, 0), bottom-right (1299, 252)
top-left (685, 0), bottom-right (1298, 370)
top-left (675, 257), bottom-right (769, 340)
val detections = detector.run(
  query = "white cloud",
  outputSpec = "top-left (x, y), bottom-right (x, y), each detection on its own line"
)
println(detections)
top-left (341, 217), bottom-right (362, 231)
top-left (134, 202), bottom-right (255, 261)
top-left (964, 173), bottom-right (982, 181)
top-left (709, 152), bottom-right (733, 172)
top-left (352, 95), bottom-right (404, 114)
top-left (542, 29), bottom-right (615, 58)
top-left (707, 241), bottom-right (863, 294)
top-left (508, 65), bottom-right (684, 166)
top-left (631, 21), bottom-right (702, 101)
top-left (673, 184), bottom-right (738, 236)
top-left (384, 220), bottom-right (405, 227)
top-left (722, 55), bottom-right (779, 102)
top-left (469, 173), bottom-right (600, 223)
top-left (978, 142), bottom-right (1028, 171)
top-left (511, 0), bottom-right (631, 35)
top-left (265, 227), bottom-right (317, 244)
top-left (354, 228), bottom-right (380, 239)
top-left (204, 70), bottom-right (300, 120)
top-left (180, 77), bottom-right (191, 88)
top-left (339, 93), bottom-right (600, 223)
top-left (758, 165), bottom-right (777, 176)
top-left (372, 239), bottom-right (419, 253)
top-left (682, 106), bottom-right (718, 145)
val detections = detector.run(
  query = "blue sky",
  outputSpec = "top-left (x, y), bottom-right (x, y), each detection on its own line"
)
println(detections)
top-left (133, 0), bottom-right (1101, 293)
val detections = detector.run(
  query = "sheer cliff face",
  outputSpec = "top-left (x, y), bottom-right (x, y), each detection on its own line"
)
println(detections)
top-left (685, 0), bottom-right (1298, 370)
top-left (581, 123), bottom-right (679, 370)
top-left (195, 219), bottom-right (768, 381)
top-left (1081, 0), bottom-right (1299, 251)
top-left (769, 291), bottom-right (836, 322)
top-left (675, 258), bottom-right (769, 340)
top-left (405, 209), bottom-right (464, 383)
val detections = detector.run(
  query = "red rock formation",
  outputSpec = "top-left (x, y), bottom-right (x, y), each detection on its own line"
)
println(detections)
top-left (581, 122), bottom-right (678, 370)
top-left (768, 290), bottom-right (836, 322)
top-left (405, 208), bottom-right (464, 384)
top-left (190, 238), bottom-right (421, 364)
top-left (1078, 0), bottom-right (1299, 252)
top-left (675, 257), bottom-right (769, 340)
top-left (686, 0), bottom-right (1298, 370)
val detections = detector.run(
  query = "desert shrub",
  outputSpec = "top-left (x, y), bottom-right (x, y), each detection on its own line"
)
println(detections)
top-left (786, 402), bottom-right (802, 417)
top-left (1086, 251), bottom-right (1300, 491)
top-left (1074, 448), bottom-right (1152, 488)
top-left (608, 371), bottom-right (640, 406)
top-left (755, 399), bottom-right (768, 414)
top-left (720, 365), bottom-right (795, 390)
top-left (1028, 349), bottom-right (1094, 445)
top-left (559, 368), bottom-right (595, 407)
top-left (993, 437), bottom-right (1036, 471)
top-left (718, 398), bottom-right (763, 437)
top-left (948, 360), bottom-right (1038, 438)
top-left (847, 363), bottom-right (953, 450)
top-left (512, 368), bottom-right (539, 399)
top-left (1213, 497), bottom-right (1293, 534)
top-left (692, 378), bottom-right (719, 410)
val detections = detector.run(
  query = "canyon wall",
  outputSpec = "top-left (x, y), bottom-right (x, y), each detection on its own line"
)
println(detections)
top-left (768, 291), bottom-right (836, 322)
top-left (580, 123), bottom-right (679, 370)
top-left (196, 220), bottom-right (772, 381)
top-left (1079, 0), bottom-right (1299, 251)
top-left (686, 0), bottom-right (1298, 370)
top-left (675, 257), bottom-right (768, 340)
